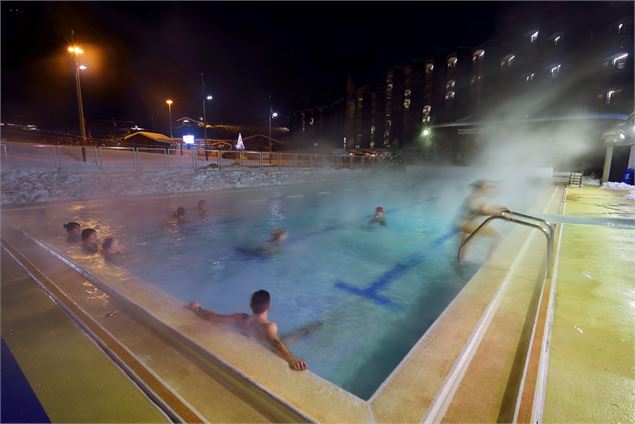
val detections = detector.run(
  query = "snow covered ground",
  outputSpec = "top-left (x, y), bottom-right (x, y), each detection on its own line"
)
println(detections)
top-left (1, 143), bottom-right (372, 205)
top-left (601, 181), bottom-right (635, 201)
top-left (1, 167), bottom-right (372, 205)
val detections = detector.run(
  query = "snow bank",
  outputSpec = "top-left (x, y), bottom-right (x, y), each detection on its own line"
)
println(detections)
top-left (625, 190), bottom-right (635, 201)
top-left (1, 167), bottom-right (371, 205)
top-left (601, 181), bottom-right (633, 191)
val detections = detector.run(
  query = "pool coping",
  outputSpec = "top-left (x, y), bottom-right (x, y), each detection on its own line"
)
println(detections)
top-left (0, 184), bottom-right (563, 422)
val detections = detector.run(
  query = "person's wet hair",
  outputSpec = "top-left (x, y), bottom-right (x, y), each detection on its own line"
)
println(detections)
top-left (250, 290), bottom-right (270, 314)
top-left (470, 179), bottom-right (493, 191)
top-left (271, 229), bottom-right (286, 240)
top-left (102, 237), bottom-right (116, 251)
top-left (81, 228), bottom-right (97, 241)
top-left (176, 207), bottom-right (186, 217)
top-left (63, 222), bottom-right (80, 233)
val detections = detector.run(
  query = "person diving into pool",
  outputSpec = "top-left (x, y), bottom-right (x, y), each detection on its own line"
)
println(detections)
top-left (187, 290), bottom-right (307, 371)
top-left (457, 180), bottom-right (511, 262)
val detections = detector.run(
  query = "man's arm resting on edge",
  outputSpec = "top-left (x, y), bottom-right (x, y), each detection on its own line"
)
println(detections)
top-left (188, 302), bottom-right (248, 324)
top-left (265, 322), bottom-right (307, 371)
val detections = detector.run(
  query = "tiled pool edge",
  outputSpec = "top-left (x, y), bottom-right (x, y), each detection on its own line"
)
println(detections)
top-left (1, 221), bottom-right (372, 423)
top-left (369, 185), bottom-right (562, 423)
top-left (1, 184), bottom-right (562, 423)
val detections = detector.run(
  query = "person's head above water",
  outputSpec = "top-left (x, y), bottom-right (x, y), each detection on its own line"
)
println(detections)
top-left (81, 228), bottom-right (97, 244)
top-left (375, 206), bottom-right (384, 214)
top-left (471, 179), bottom-right (494, 194)
top-left (271, 228), bottom-right (287, 242)
top-left (250, 290), bottom-right (271, 314)
top-left (175, 207), bottom-right (186, 217)
top-left (63, 222), bottom-right (81, 236)
top-left (102, 237), bottom-right (120, 253)
top-left (197, 200), bottom-right (207, 211)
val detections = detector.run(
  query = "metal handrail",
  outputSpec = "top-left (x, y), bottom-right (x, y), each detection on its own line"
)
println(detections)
top-left (458, 211), bottom-right (553, 277)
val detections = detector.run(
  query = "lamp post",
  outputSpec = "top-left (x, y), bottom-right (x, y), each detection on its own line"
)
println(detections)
top-left (268, 95), bottom-right (278, 164)
top-left (67, 45), bottom-right (87, 162)
top-left (203, 95), bottom-right (212, 160)
top-left (165, 99), bottom-right (173, 139)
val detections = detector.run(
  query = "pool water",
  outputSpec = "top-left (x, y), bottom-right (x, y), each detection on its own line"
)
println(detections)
top-left (117, 184), bottom-right (479, 399)
top-left (7, 175), bottom-right (549, 399)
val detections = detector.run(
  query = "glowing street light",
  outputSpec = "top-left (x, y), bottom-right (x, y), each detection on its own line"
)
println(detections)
top-left (422, 128), bottom-right (432, 137)
top-left (202, 94), bottom-right (213, 158)
top-left (165, 99), bottom-right (174, 139)
top-left (67, 43), bottom-right (87, 161)
top-left (268, 96), bottom-right (278, 162)
top-left (79, 64), bottom-right (87, 70)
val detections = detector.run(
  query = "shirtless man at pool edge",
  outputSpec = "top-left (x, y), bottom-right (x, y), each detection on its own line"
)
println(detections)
top-left (188, 290), bottom-right (307, 371)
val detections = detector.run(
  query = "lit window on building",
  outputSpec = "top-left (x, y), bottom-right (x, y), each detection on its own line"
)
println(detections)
top-left (550, 64), bottom-right (561, 78)
top-left (446, 80), bottom-right (456, 90)
top-left (404, 89), bottom-right (412, 97)
top-left (470, 75), bottom-right (481, 85)
top-left (525, 73), bottom-right (535, 82)
top-left (403, 98), bottom-right (411, 109)
top-left (472, 49), bottom-right (485, 63)
top-left (370, 125), bottom-right (376, 135)
top-left (309, 117), bottom-right (314, 126)
top-left (422, 116), bottom-right (431, 123)
top-left (500, 54), bottom-right (515, 67)
top-left (530, 31), bottom-right (539, 43)
top-left (423, 105), bottom-right (431, 114)
top-left (445, 91), bottom-right (455, 101)
top-left (425, 62), bottom-right (434, 73)
top-left (447, 55), bottom-right (458, 70)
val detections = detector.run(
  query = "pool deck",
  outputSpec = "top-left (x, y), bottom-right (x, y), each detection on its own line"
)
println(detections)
top-left (540, 186), bottom-right (634, 423)
top-left (1, 184), bottom-right (633, 422)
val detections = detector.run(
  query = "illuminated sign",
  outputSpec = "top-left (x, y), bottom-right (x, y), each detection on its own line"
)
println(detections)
top-left (183, 135), bottom-right (195, 145)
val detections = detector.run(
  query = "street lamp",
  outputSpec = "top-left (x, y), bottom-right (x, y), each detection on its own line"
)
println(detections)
top-left (268, 96), bottom-right (278, 162)
top-left (67, 45), bottom-right (87, 161)
top-left (203, 95), bottom-right (213, 160)
top-left (165, 99), bottom-right (173, 138)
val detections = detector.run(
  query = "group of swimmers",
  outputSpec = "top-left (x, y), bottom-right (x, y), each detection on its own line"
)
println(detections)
top-left (63, 180), bottom-right (509, 372)
top-left (63, 222), bottom-right (124, 264)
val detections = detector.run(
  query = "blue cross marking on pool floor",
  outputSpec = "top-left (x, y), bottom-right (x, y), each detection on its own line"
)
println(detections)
top-left (335, 230), bottom-right (456, 306)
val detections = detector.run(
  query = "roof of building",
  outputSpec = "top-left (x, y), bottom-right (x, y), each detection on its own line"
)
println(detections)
top-left (123, 131), bottom-right (173, 144)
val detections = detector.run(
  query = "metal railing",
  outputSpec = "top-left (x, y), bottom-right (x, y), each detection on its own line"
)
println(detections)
top-left (0, 141), bottom-right (381, 172)
top-left (458, 210), bottom-right (554, 277)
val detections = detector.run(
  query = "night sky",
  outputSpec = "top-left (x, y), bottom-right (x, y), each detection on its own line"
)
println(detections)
top-left (2, 2), bottom-right (509, 132)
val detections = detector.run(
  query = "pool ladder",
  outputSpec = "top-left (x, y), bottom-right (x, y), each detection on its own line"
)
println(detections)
top-left (458, 211), bottom-right (554, 278)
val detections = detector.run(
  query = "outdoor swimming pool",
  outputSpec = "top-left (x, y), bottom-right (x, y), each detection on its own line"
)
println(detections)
top-left (5, 173), bottom-right (550, 399)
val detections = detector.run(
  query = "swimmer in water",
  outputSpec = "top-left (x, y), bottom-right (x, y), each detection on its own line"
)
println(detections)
top-left (197, 200), bottom-right (208, 218)
top-left (260, 229), bottom-right (287, 255)
top-left (173, 206), bottom-right (187, 224)
top-left (81, 228), bottom-right (98, 254)
top-left (63, 222), bottom-right (81, 242)
top-left (457, 180), bottom-right (511, 261)
top-left (102, 237), bottom-right (125, 265)
top-left (188, 290), bottom-right (307, 371)
top-left (368, 206), bottom-right (386, 226)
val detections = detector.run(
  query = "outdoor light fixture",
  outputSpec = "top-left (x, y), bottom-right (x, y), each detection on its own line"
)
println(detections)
top-left (166, 99), bottom-right (173, 105)
top-left (530, 31), bottom-right (539, 42)
top-left (272, 112), bottom-right (278, 118)
top-left (422, 128), bottom-right (431, 137)
top-left (67, 46), bottom-right (84, 55)
top-left (612, 53), bottom-right (628, 65)
top-left (619, 133), bottom-right (626, 140)
top-left (79, 65), bottom-right (87, 70)
top-left (206, 95), bottom-right (213, 100)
